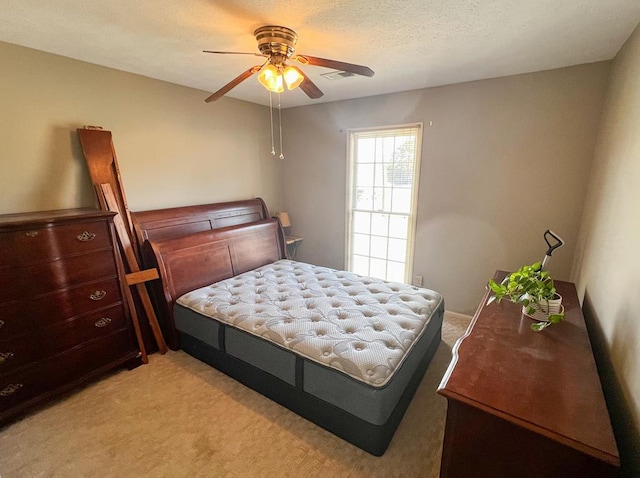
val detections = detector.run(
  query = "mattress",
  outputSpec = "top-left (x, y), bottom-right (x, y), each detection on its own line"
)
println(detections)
top-left (174, 259), bottom-right (444, 425)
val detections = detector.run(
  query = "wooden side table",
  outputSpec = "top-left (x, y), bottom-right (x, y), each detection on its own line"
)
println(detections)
top-left (285, 236), bottom-right (302, 260)
top-left (437, 271), bottom-right (619, 477)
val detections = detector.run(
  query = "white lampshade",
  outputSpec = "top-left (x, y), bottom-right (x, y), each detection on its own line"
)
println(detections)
top-left (276, 211), bottom-right (291, 228)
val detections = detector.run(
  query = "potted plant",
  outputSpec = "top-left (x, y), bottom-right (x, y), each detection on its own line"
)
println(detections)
top-left (487, 262), bottom-right (565, 331)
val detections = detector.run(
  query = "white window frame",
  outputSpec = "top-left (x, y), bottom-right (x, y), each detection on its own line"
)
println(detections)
top-left (345, 123), bottom-right (423, 283)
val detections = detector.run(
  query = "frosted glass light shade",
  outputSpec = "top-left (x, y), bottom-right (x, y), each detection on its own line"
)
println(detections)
top-left (258, 64), bottom-right (303, 93)
top-left (283, 66), bottom-right (304, 90)
top-left (258, 64), bottom-right (284, 93)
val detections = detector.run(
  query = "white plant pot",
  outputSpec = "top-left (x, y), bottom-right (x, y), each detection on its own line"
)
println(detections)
top-left (522, 294), bottom-right (563, 322)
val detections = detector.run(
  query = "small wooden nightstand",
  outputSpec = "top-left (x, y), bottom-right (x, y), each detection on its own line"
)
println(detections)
top-left (285, 236), bottom-right (302, 260)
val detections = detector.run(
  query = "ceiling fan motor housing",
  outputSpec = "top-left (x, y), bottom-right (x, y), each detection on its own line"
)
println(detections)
top-left (254, 26), bottom-right (297, 59)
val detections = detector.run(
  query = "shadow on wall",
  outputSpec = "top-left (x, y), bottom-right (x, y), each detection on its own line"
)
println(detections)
top-left (415, 213), bottom-right (508, 315)
top-left (68, 127), bottom-right (98, 208)
top-left (583, 292), bottom-right (640, 477)
top-left (33, 126), bottom-right (96, 211)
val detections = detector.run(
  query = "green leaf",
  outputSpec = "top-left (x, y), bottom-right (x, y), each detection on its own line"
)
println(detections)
top-left (531, 322), bottom-right (551, 332)
top-left (548, 313), bottom-right (564, 324)
top-left (488, 280), bottom-right (503, 294)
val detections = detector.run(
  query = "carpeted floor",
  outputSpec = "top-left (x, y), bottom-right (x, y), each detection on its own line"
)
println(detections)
top-left (0, 313), bottom-right (470, 478)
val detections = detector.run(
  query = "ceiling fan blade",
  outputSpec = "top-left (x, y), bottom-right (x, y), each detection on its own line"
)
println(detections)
top-left (203, 50), bottom-right (264, 56)
top-left (204, 65), bottom-right (262, 103)
top-left (290, 66), bottom-right (324, 99)
top-left (294, 55), bottom-right (374, 77)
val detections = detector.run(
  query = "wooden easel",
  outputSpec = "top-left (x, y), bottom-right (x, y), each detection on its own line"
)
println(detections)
top-left (77, 127), bottom-right (138, 253)
top-left (97, 184), bottom-right (167, 355)
top-left (78, 126), bottom-right (167, 356)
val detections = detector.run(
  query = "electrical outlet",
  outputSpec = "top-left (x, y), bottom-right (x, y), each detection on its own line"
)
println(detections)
top-left (412, 275), bottom-right (423, 287)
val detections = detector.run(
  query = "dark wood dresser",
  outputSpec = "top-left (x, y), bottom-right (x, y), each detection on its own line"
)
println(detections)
top-left (438, 271), bottom-right (620, 477)
top-left (0, 209), bottom-right (140, 425)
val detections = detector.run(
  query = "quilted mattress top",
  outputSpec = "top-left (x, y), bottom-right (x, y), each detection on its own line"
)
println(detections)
top-left (176, 260), bottom-right (443, 387)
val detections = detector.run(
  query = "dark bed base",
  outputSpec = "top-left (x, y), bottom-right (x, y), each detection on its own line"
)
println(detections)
top-left (179, 323), bottom-right (442, 456)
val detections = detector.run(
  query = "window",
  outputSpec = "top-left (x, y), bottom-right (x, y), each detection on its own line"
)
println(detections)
top-left (346, 124), bottom-right (422, 283)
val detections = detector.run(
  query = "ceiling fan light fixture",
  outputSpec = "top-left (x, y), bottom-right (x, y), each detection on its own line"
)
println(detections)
top-left (283, 65), bottom-right (304, 90)
top-left (204, 24), bottom-right (372, 103)
top-left (258, 64), bottom-right (284, 93)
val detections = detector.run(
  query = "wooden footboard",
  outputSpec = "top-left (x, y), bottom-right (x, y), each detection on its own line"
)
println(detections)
top-left (144, 218), bottom-right (286, 349)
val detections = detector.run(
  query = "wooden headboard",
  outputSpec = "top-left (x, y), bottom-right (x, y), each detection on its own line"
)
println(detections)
top-left (132, 198), bottom-right (269, 265)
top-left (145, 218), bottom-right (286, 349)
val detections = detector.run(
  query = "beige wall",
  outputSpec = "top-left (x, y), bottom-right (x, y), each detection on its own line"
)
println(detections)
top-left (0, 41), bottom-right (283, 215)
top-left (281, 62), bottom-right (610, 315)
top-left (574, 22), bottom-right (640, 464)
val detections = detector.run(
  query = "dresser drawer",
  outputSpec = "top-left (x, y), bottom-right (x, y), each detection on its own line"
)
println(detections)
top-left (0, 337), bottom-right (36, 377)
top-left (0, 329), bottom-right (135, 413)
top-left (39, 304), bottom-right (127, 357)
top-left (0, 304), bottom-right (31, 340)
top-left (0, 278), bottom-right (122, 337)
top-left (57, 328), bottom-right (136, 383)
top-left (0, 361), bottom-right (56, 412)
top-left (0, 220), bottom-right (112, 267)
top-left (0, 303), bottom-right (127, 376)
top-left (0, 250), bottom-right (117, 303)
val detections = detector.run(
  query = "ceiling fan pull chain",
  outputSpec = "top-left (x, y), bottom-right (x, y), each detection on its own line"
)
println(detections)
top-left (278, 92), bottom-right (284, 159)
top-left (269, 91), bottom-right (276, 156)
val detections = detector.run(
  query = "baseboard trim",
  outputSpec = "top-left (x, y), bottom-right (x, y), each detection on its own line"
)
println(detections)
top-left (444, 310), bottom-right (473, 321)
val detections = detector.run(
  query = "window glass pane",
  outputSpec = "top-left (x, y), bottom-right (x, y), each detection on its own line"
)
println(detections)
top-left (386, 261), bottom-right (406, 283)
top-left (370, 236), bottom-right (388, 259)
top-left (370, 258), bottom-right (387, 279)
top-left (381, 187), bottom-right (393, 211)
top-left (355, 187), bottom-right (373, 210)
top-left (352, 211), bottom-right (371, 234)
top-left (355, 164), bottom-right (375, 187)
top-left (352, 255), bottom-right (369, 276)
top-left (388, 215), bottom-right (408, 239)
top-left (382, 138), bottom-right (396, 163)
top-left (374, 162), bottom-right (385, 187)
top-left (370, 213), bottom-right (389, 236)
top-left (356, 138), bottom-right (375, 163)
top-left (372, 187), bottom-right (385, 211)
top-left (387, 161), bottom-right (413, 186)
top-left (388, 238), bottom-right (407, 262)
top-left (375, 137), bottom-right (385, 162)
top-left (352, 233), bottom-right (370, 256)
top-left (391, 188), bottom-right (412, 214)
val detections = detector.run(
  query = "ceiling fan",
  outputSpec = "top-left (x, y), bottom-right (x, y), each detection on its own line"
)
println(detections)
top-left (203, 25), bottom-right (375, 103)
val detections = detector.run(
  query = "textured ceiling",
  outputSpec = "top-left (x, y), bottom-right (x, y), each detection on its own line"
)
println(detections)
top-left (1, 1), bottom-right (639, 108)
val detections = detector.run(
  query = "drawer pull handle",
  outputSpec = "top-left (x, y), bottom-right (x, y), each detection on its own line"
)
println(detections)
top-left (0, 319), bottom-right (4, 329)
top-left (25, 231), bottom-right (39, 238)
top-left (95, 317), bottom-right (112, 328)
top-left (77, 231), bottom-right (96, 242)
top-left (90, 290), bottom-right (107, 301)
top-left (0, 384), bottom-right (23, 397)
top-left (0, 352), bottom-right (14, 364)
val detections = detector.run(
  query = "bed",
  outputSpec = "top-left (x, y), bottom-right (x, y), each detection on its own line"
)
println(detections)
top-left (136, 200), bottom-right (444, 456)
